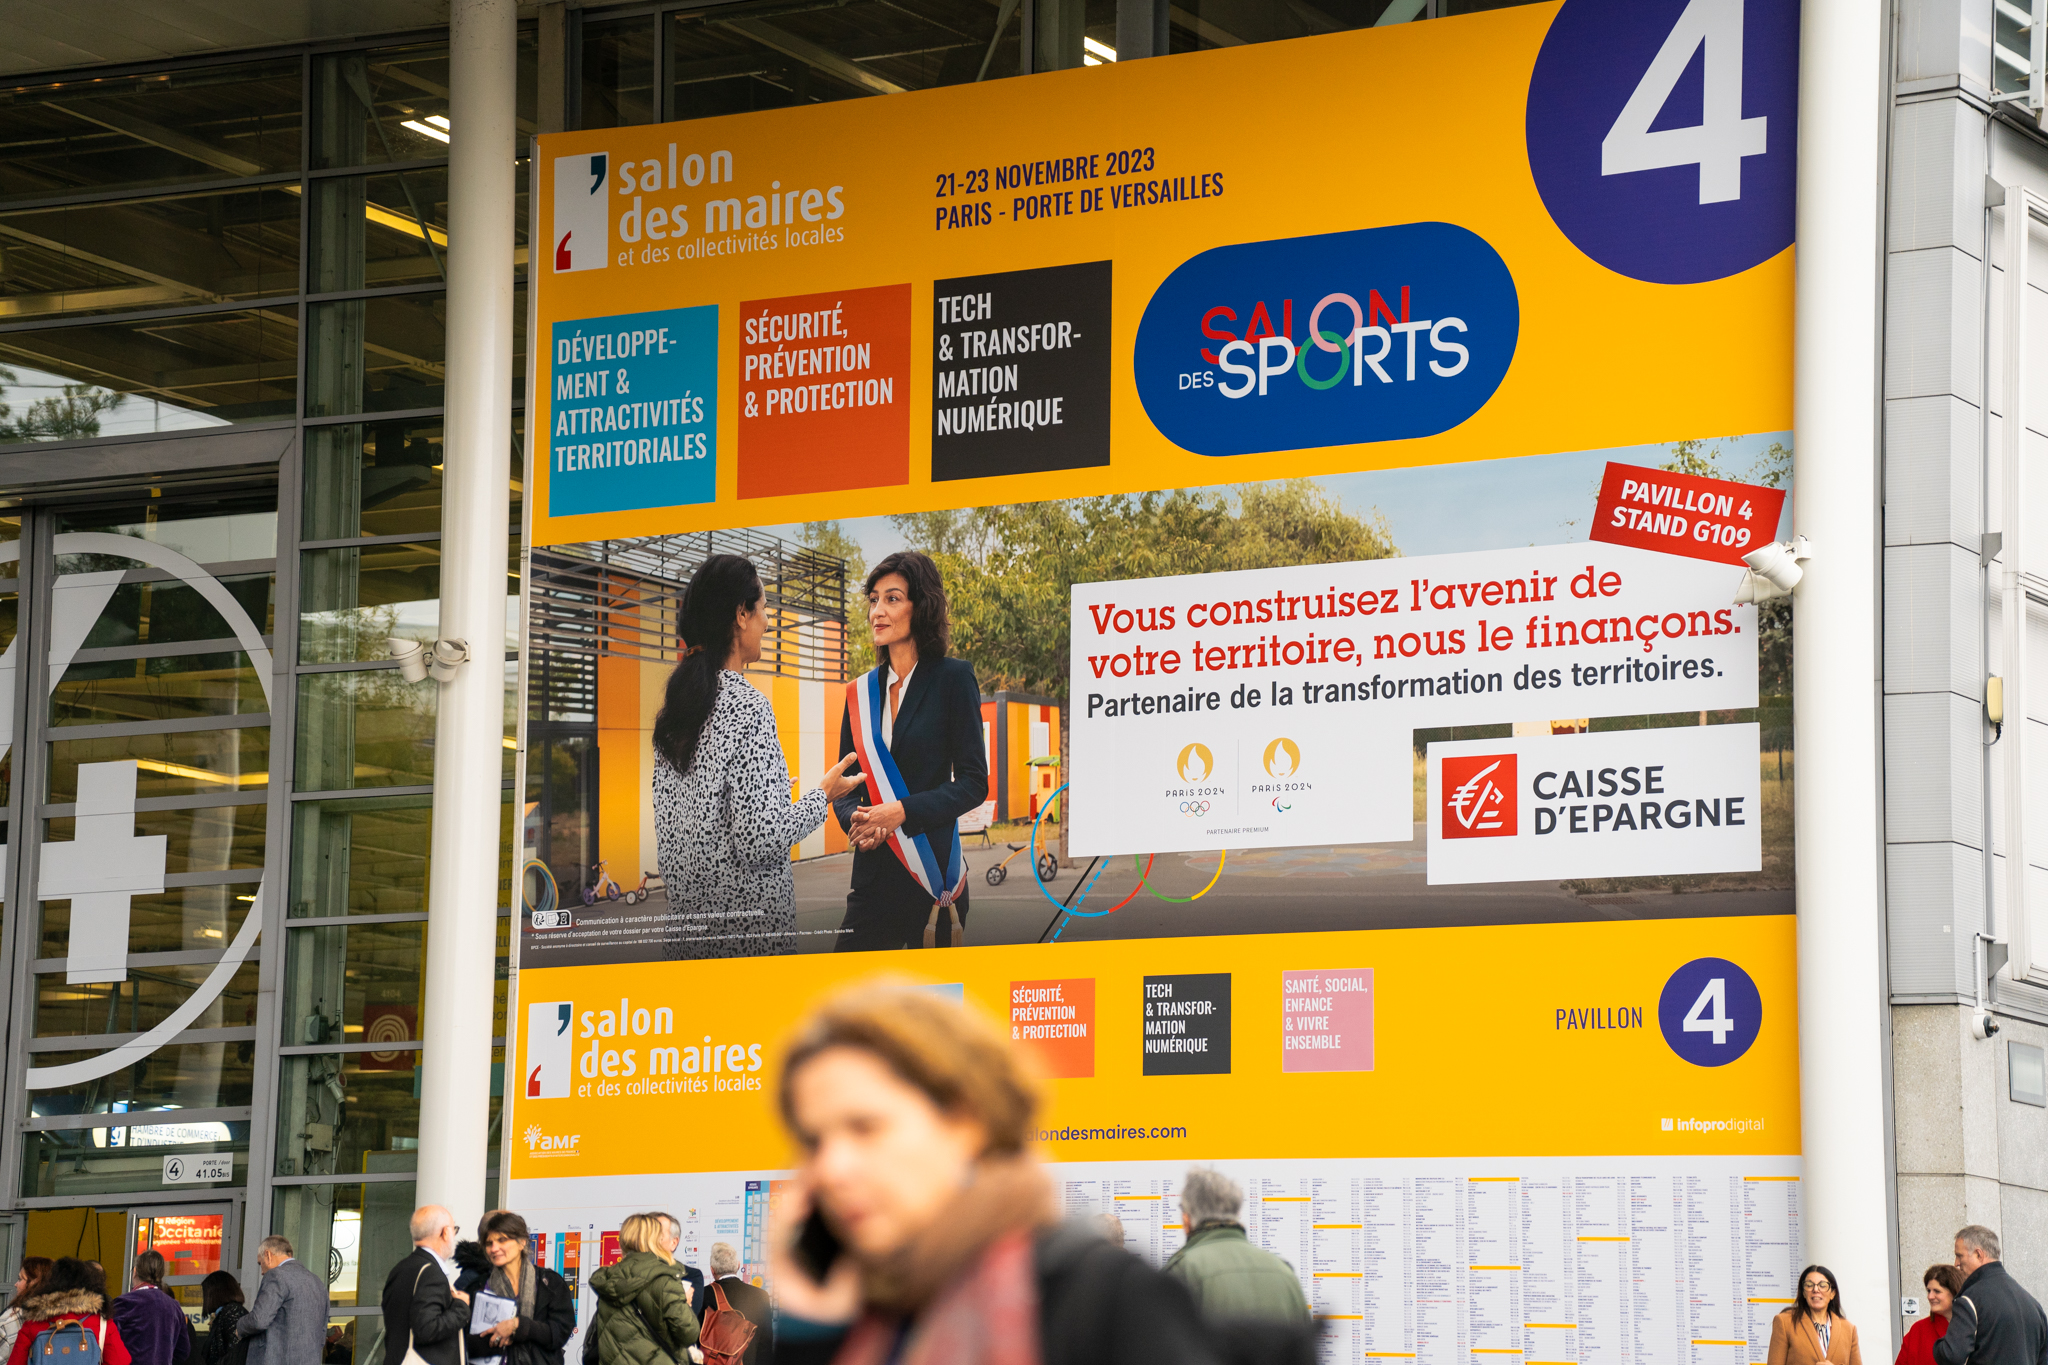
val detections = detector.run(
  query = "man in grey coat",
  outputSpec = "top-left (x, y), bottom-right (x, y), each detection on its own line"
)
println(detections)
top-left (238, 1235), bottom-right (331, 1365)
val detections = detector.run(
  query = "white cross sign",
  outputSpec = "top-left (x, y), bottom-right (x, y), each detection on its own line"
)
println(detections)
top-left (41, 760), bottom-right (167, 985)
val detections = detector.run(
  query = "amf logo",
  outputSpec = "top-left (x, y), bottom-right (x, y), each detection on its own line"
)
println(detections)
top-left (1133, 223), bottom-right (1519, 457)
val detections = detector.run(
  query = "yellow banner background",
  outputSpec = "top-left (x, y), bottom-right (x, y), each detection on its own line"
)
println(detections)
top-left (509, 914), bottom-right (1798, 1179)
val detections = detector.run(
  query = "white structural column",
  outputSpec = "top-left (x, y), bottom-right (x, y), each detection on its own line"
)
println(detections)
top-left (1793, 0), bottom-right (1893, 1343)
top-left (417, 0), bottom-right (517, 1230)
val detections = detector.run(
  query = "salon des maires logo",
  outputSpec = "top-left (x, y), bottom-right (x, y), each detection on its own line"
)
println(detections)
top-left (1442, 753), bottom-right (1516, 839)
top-left (552, 152), bottom-right (608, 272)
top-left (525, 1000), bottom-right (574, 1098)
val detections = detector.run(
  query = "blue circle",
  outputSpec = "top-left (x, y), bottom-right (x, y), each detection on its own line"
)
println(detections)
top-left (1658, 957), bottom-right (1762, 1066)
top-left (1525, 0), bottom-right (1798, 284)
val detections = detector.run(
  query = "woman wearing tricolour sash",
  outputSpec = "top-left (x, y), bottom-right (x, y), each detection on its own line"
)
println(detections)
top-left (653, 554), bottom-right (865, 958)
top-left (833, 551), bottom-right (989, 951)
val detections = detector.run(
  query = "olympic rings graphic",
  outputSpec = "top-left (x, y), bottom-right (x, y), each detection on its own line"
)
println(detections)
top-left (1143, 848), bottom-right (1227, 903)
top-left (1179, 800), bottom-right (1211, 816)
top-left (1031, 786), bottom-right (1153, 920)
top-left (1028, 784), bottom-right (1228, 923)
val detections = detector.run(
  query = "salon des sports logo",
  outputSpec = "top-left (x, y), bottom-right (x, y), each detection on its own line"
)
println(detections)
top-left (1133, 223), bottom-right (1520, 457)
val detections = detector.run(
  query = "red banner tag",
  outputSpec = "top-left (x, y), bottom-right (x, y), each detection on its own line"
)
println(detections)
top-left (1588, 462), bottom-right (1786, 566)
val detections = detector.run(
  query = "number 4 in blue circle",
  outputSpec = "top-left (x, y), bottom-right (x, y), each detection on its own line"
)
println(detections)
top-left (1658, 957), bottom-right (1763, 1066)
top-left (1526, 0), bottom-right (1799, 285)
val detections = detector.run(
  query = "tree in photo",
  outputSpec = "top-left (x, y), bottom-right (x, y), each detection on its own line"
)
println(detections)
top-left (889, 479), bottom-right (1397, 702)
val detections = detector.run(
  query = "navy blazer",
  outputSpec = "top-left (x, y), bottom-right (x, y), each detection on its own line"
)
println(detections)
top-left (835, 655), bottom-right (989, 892)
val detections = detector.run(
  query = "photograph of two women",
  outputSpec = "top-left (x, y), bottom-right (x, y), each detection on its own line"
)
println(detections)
top-left (519, 442), bottom-right (1794, 969)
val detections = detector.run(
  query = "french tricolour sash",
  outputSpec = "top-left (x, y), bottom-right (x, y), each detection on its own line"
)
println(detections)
top-left (846, 666), bottom-right (967, 907)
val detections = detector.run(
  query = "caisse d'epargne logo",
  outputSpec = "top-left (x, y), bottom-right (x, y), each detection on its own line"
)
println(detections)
top-left (1442, 753), bottom-right (1516, 839)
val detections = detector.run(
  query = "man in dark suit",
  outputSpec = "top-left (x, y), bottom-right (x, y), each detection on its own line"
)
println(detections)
top-left (382, 1205), bottom-right (471, 1365)
top-left (691, 1244), bottom-right (772, 1365)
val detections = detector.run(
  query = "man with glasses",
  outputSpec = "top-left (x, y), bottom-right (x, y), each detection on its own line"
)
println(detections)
top-left (1933, 1226), bottom-right (2048, 1365)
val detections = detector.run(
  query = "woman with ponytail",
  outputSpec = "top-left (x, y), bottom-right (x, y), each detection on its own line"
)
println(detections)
top-left (654, 554), bottom-right (863, 958)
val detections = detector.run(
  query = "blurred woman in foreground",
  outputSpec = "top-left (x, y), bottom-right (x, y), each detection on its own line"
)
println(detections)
top-left (769, 983), bottom-right (1229, 1365)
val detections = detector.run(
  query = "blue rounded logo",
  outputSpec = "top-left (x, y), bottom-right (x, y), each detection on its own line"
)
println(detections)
top-left (1525, 0), bottom-right (1799, 284)
top-left (1657, 957), bottom-right (1762, 1066)
top-left (1132, 223), bottom-right (1519, 458)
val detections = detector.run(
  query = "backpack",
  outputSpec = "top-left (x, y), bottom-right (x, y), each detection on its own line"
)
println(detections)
top-left (697, 1283), bottom-right (757, 1365)
top-left (37, 1317), bottom-right (106, 1365)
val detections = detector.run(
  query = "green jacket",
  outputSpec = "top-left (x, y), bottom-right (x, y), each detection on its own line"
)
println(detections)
top-left (1164, 1223), bottom-right (1313, 1325)
top-left (588, 1252), bottom-right (700, 1365)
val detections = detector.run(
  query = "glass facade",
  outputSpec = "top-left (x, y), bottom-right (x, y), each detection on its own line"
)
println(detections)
top-left (0, 0), bottom-right (1529, 1352)
top-left (0, 31), bottom-right (534, 1355)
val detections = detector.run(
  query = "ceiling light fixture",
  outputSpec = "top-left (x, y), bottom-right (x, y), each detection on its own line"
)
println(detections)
top-left (1083, 37), bottom-right (1117, 64)
top-left (401, 115), bottom-right (451, 144)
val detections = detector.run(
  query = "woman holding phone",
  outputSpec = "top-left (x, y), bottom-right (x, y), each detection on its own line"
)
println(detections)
top-left (833, 552), bottom-right (988, 951)
top-left (767, 983), bottom-right (1229, 1365)
top-left (654, 554), bottom-right (863, 958)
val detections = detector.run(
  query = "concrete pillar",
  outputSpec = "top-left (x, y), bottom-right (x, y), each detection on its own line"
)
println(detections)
top-left (416, 0), bottom-right (516, 1233)
top-left (1115, 0), bottom-right (1169, 60)
top-left (538, 1), bottom-right (569, 134)
top-left (1793, 0), bottom-right (1897, 1348)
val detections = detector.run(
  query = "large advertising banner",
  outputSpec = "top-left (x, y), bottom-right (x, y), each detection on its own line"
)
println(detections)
top-left (510, 0), bottom-right (1801, 1357)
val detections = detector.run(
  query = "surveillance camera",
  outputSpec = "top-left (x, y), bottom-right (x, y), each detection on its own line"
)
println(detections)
top-left (1733, 569), bottom-right (1789, 605)
top-left (1972, 1008), bottom-right (2001, 1040)
top-left (426, 638), bottom-right (471, 683)
top-left (389, 637), bottom-right (429, 684)
top-left (1733, 535), bottom-right (1812, 604)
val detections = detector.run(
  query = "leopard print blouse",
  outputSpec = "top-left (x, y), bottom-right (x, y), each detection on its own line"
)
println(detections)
top-left (653, 671), bottom-right (828, 958)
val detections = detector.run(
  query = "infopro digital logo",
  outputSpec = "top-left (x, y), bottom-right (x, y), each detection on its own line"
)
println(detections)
top-left (1133, 223), bottom-right (1519, 457)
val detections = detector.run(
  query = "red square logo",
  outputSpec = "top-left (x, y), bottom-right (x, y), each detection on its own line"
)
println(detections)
top-left (1441, 754), bottom-right (1516, 838)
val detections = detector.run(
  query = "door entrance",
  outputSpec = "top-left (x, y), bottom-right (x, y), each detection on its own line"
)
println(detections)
top-left (129, 1203), bottom-right (235, 1321)
top-left (6, 482), bottom-right (279, 1202)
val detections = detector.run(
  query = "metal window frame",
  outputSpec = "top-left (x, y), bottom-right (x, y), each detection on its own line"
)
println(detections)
top-left (1999, 186), bottom-right (2048, 985)
top-left (26, 1107), bottom-right (253, 1132)
top-left (25, 1028), bottom-right (255, 1054)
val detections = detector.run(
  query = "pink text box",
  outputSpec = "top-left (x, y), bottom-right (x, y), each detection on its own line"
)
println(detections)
top-left (1281, 969), bottom-right (1374, 1072)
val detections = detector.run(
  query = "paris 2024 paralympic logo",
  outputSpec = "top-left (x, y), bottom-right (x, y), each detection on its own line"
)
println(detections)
top-left (1133, 223), bottom-right (1520, 457)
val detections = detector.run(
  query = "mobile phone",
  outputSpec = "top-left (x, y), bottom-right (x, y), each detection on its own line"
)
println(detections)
top-left (790, 1207), bottom-right (844, 1281)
